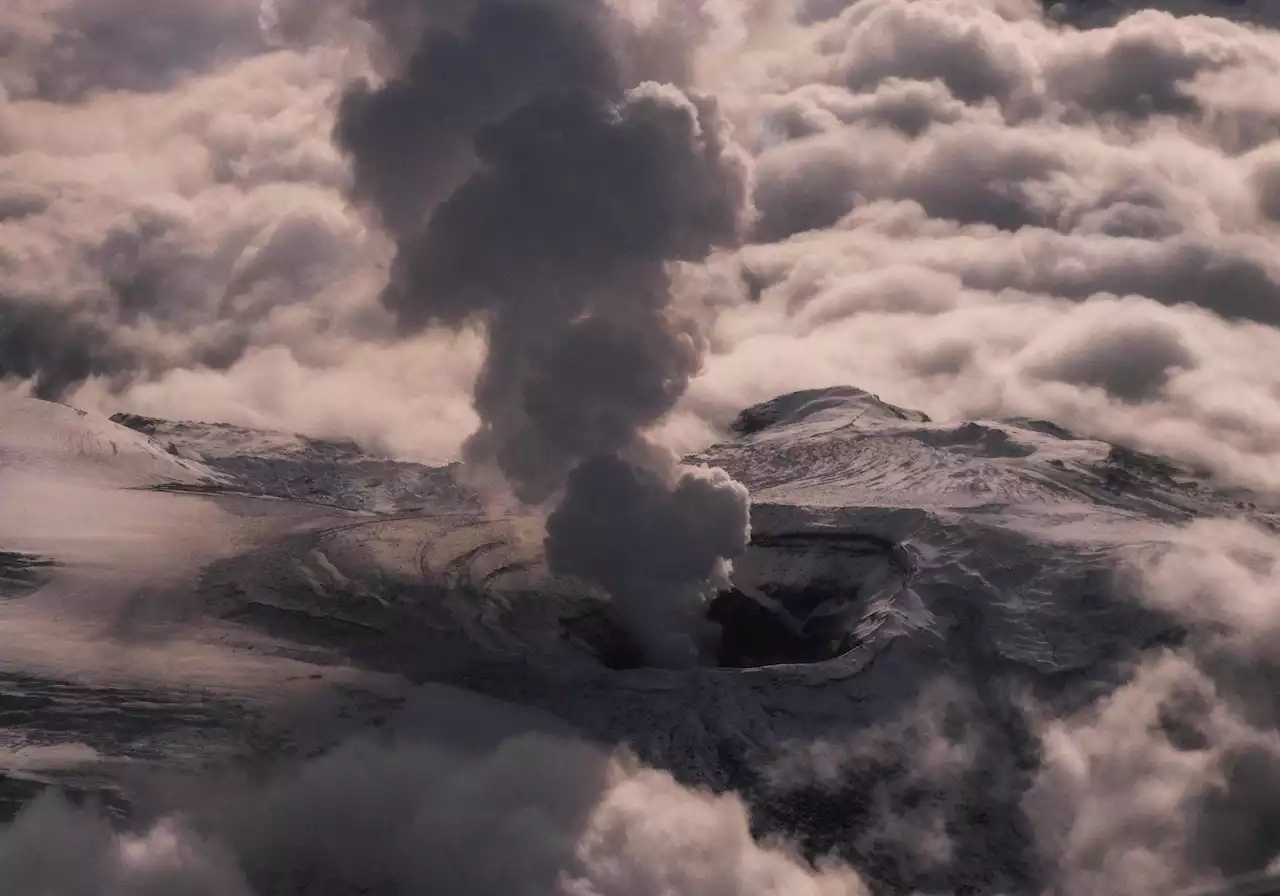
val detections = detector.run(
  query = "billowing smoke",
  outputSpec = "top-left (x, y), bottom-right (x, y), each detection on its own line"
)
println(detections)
top-left (547, 455), bottom-right (749, 666)
top-left (335, 0), bottom-right (754, 666)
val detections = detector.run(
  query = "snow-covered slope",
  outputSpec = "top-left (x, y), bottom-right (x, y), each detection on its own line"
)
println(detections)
top-left (0, 397), bottom-right (217, 488)
top-left (0, 401), bottom-right (411, 820)
top-left (2, 389), bottom-right (1276, 894)
top-left (700, 386), bottom-right (1260, 522)
top-left (109, 412), bottom-right (476, 512)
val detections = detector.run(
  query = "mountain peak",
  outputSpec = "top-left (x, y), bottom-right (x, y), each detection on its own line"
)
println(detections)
top-left (730, 386), bottom-right (932, 438)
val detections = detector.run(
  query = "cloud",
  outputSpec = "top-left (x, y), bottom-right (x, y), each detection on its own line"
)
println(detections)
top-left (1048, 1), bottom-right (1280, 31)
top-left (832, 0), bottom-right (1039, 109)
top-left (1024, 519), bottom-right (1280, 894)
top-left (1, 0), bottom-right (1278, 501)
top-left (1021, 304), bottom-right (1197, 402)
top-left (0, 731), bottom-right (869, 896)
top-left (0, 0), bottom-right (267, 102)
top-left (70, 337), bottom-right (485, 463)
top-left (0, 30), bottom-right (413, 444)
top-left (763, 681), bottom-right (987, 891)
top-left (744, 518), bottom-right (1280, 896)
top-left (667, 0), bottom-right (1280, 492)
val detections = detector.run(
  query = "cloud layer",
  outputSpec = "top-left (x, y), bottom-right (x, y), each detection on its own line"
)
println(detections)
top-left (0, 732), bottom-right (868, 896)
top-left (5, 0), bottom-right (1280, 493)
top-left (1025, 519), bottom-right (1280, 894)
top-left (678, 0), bottom-right (1280, 493)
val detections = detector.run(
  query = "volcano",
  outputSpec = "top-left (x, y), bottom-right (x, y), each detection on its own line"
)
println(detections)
top-left (1, 387), bottom-right (1276, 894)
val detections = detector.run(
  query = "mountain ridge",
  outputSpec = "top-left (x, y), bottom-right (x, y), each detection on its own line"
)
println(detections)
top-left (2, 386), bottom-right (1276, 894)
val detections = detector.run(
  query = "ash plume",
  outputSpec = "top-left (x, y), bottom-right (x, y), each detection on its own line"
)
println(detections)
top-left (546, 455), bottom-right (750, 668)
top-left (336, 0), bottom-right (754, 666)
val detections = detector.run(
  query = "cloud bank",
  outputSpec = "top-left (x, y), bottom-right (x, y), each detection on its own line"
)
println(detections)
top-left (682, 0), bottom-right (1280, 493)
top-left (4, 0), bottom-right (1280, 493)
top-left (0, 731), bottom-right (867, 896)
top-left (1024, 519), bottom-right (1280, 894)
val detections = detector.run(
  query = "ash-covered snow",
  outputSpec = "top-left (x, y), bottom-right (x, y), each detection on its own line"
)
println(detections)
top-left (2, 389), bottom-right (1278, 894)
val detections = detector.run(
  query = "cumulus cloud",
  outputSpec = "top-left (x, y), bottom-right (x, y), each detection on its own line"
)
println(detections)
top-left (1025, 519), bottom-right (1280, 894)
top-left (763, 681), bottom-right (989, 892)
top-left (740, 518), bottom-right (1280, 896)
top-left (1021, 303), bottom-right (1197, 403)
top-left (0, 0), bottom-right (267, 101)
top-left (0, 732), bottom-right (868, 896)
top-left (0, 8), bottom-right (466, 455)
top-left (670, 0), bottom-right (1280, 492)
top-left (0, 38), bottom-right (378, 391)
top-left (2, 0), bottom-right (1279, 497)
